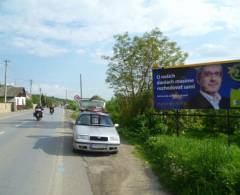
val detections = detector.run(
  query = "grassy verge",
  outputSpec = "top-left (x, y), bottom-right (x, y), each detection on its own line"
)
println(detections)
top-left (70, 110), bottom-right (79, 120)
top-left (143, 135), bottom-right (240, 195)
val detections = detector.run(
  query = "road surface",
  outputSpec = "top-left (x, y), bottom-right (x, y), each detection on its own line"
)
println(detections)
top-left (0, 108), bottom-right (169, 195)
top-left (0, 108), bottom-right (92, 195)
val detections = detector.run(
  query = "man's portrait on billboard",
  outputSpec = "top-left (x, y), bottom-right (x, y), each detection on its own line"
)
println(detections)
top-left (184, 64), bottom-right (229, 109)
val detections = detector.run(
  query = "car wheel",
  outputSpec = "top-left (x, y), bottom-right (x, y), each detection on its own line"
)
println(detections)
top-left (72, 147), bottom-right (78, 153)
top-left (110, 150), bottom-right (118, 154)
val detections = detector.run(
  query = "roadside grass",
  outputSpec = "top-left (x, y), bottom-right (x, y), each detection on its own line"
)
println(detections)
top-left (143, 135), bottom-right (240, 195)
top-left (118, 127), bottom-right (142, 145)
top-left (68, 108), bottom-right (240, 194)
top-left (119, 126), bottom-right (240, 195)
top-left (70, 110), bottom-right (79, 120)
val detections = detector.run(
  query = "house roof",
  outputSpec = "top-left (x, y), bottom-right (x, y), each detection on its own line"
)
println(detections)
top-left (0, 86), bottom-right (26, 97)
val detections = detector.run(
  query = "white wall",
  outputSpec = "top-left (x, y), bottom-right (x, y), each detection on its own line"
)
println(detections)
top-left (0, 103), bottom-right (12, 112)
top-left (15, 97), bottom-right (26, 106)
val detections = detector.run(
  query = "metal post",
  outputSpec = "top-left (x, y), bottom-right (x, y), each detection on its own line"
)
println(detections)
top-left (80, 74), bottom-right (82, 99)
top-left (30, 80), bottom-right (32, 96)
top-left (176, 109), bottom-right (180, 137)
top-left (227, 109), bottom-right (231, 146)
top-left (65, 89), bottom-right (67, 101)
top-left (39, 88), bottom-right (42, 106)
top-left (4, 60), bottom-right (9, 111)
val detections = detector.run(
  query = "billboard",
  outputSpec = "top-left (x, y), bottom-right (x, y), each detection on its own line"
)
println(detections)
top-left (153, 60), bottom-right (240, 110)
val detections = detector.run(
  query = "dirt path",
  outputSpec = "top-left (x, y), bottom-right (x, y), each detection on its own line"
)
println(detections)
top-left (82, 141), bottom-right (169, 195)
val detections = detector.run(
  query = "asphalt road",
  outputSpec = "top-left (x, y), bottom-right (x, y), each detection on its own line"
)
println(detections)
top-left (0, 108), bottom-right (92, 195)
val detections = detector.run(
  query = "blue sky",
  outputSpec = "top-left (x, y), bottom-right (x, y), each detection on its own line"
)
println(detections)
top-left (0, 0), bottom-right (239, 100)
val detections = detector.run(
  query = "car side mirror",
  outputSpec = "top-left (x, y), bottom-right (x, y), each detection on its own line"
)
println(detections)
top-left (114, 124), bottom-right (119, 127)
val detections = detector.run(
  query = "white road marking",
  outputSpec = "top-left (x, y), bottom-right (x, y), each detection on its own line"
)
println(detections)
top-left (0, 111), bottom-right (32, 120)
top-left (0, 131), bottom-right (5, 135)
top-left (47, 134), bottom-right (64, 195)
top-left (16, 121), bottom-right (28, 127)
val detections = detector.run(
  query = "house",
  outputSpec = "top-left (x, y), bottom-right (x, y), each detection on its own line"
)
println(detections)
top-left (0, 86), bottom-right (27, 110)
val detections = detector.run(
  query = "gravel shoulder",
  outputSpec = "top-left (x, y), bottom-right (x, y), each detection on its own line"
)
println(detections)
top-left (65, 110), bottom-right (170, 195)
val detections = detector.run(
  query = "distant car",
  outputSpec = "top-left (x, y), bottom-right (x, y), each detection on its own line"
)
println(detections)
top-left (79, 99), bottom-right (106, 112)
top-left (72, 111), bottom-right (120, 153)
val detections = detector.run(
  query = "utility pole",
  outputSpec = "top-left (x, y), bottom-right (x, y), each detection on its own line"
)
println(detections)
top-left (65, 88), bottom-right (68, 106)
top-left (30, 79), bottom-right (33, 96)
top-left (80, 74), bottom-right (82, 99)
top-left (4, 60), bottom-right (9, 109)
top-left (39, 88), bottom-right (42, 106)
top-left (65, 89), bottom-right (68, 101)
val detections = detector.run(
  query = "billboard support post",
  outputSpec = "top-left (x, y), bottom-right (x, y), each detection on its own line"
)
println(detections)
top-left (227, 109), bottom-right (231, 146)
top-left (176, 110), bottom-right (180, 137)
top-left (151, 111), bottom-right (238, 146)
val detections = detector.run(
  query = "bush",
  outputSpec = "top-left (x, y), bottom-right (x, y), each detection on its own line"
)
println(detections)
top-left (31, 95), bottom-right (40, 104)
top-left (66, 101), bottom-right (79, 111)
top-left (71, 110), bottom-right (79, 120)
top-left (144, 135), bottom-right (240, 195)
top-left (25, 99), bottom-right (33, 109)
top-left (0, 97), bottom-right (4, 103)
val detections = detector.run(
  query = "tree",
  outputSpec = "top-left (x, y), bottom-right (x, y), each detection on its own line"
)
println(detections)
top-left (25, 99), bottom-right (33, 109)
top-left (103, 28), bottom-right (188, 98)
top-left (41, 94), bottom-right (46, 106)
top-left (31, 95), bottom-right (40, 104)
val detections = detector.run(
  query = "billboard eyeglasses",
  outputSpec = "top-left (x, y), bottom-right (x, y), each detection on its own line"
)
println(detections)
top-left (201, 71), bottom-right (222, 77)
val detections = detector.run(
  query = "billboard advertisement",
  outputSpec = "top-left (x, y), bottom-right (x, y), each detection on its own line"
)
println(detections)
top-left (153, 60), bottom-right (240, 110)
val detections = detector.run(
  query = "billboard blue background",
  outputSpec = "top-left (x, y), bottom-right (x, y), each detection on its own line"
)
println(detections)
top-left (153, 61), bottom-right (240, 110)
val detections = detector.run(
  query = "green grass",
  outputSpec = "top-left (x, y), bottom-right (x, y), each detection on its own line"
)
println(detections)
top-left (70, 110), bottom-right (79, 120)
top-left (143, 135), bottom-right (240, 195)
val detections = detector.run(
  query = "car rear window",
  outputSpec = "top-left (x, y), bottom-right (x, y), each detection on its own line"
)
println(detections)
top-left (76, 114), bottom-right (113, 127)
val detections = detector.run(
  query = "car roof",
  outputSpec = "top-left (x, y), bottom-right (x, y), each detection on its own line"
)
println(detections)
top-left (80, 111), bottom-right (109, 116)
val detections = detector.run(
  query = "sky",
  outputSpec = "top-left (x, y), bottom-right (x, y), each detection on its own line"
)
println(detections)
top-left (0, 0), bottom-right (239, 100)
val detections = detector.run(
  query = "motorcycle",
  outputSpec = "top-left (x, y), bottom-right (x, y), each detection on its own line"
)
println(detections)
top-left (49, 107), bottom-right (54, 114)
top-left (34, 108), bottom-right (43, 121)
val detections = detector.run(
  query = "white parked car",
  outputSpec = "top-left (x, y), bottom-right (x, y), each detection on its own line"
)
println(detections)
top-left (73, 111), bottom-right (120, 153)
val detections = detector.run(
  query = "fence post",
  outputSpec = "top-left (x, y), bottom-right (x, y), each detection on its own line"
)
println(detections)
top-left (176, 109), bottom-right (180, 137)
top-left (227, 109), bottom-right (231, 146)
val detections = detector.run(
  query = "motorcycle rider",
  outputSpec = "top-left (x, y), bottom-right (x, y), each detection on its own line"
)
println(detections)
top-left (49, 104), bottom-right (54, 114)
top-left (34, 104), bottom-right (43, 119)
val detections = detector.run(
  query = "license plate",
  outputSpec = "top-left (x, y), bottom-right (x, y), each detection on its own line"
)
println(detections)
top-left (91, 144), bottom-right (107, 149)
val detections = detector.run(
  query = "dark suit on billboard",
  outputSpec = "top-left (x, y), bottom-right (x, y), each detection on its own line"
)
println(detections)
top-left (184, 92), bottom-right (229, 109)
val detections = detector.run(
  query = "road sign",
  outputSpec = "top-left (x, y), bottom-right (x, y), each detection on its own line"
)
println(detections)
top-left (74, 95), bottom-right (81, 101)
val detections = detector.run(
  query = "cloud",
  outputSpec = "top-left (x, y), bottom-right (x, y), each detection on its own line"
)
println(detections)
top-left (146, 0), bottom-right (240, 36)
top-left (89, 48), bottom-right (112, 65)
top-left (12, 37), bottom-right (68, 57)
top-left (76, 48), bottom-right (86, 55)
top-left (2, 1), bottom-right (237, 39)
top-left (0, 0), bottom-right (239, 59)
top-left (187, 38), bottom-right (240, 63)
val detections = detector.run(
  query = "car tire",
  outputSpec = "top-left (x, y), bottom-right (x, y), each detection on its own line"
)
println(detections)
top-left (110, 150), bottom-right (118, 154)
top-left (72, 147), bottom-right (78, 153)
